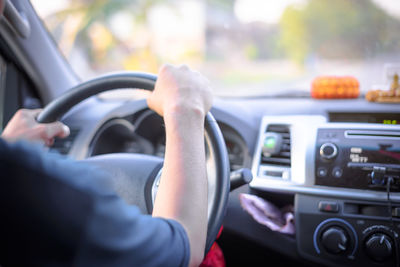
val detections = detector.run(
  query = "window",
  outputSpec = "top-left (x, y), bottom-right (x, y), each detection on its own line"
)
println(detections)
top-left (32, 0), bottom-right (400, 97)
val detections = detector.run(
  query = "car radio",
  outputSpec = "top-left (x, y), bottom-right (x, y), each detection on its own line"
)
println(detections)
top-left (315, 128), bottom-right (400, 191)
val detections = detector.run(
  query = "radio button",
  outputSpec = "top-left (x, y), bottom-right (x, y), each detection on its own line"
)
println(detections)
top-left (320, 143), bottom-right (338, 160)
top-left (317, 167), bottom-right (328, 177)
top-left (332, 167), bottom-right (343, 178)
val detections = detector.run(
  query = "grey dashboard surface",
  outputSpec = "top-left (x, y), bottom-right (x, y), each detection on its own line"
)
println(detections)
top-left (60, 95), bottom-right (400, 162)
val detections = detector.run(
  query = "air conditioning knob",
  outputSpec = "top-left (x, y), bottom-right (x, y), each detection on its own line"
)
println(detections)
top-left (320, 143), bottom-right (338, 160)
top-left (321, 226), bottom-right (348, 254)
top-left (364, 233), bottom-right (393, 262)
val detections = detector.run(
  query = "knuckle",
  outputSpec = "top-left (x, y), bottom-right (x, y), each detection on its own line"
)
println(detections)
top-left (159, 64), bottom-right (175, 78)
top-left (15, 109), bottom-right (25, 117)
top-left (53, 121), bottom-right (63, 128)
top-left (179, 64), bottom-right (189, 70)
top-left (160, 64), bottom-right (172, 73)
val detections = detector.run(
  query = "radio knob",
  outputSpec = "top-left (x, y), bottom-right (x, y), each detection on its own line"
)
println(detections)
top-left (321, 226), bottom-right (348, 254)
top-left (364, 233), bottom-right (393, 262)
top-left (320, 143), bottom-right (338, 160)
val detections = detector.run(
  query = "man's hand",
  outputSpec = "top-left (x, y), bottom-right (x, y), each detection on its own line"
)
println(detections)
top-left (147, 64), bottom-right (212, 118)
top-left (1, 109), bottom-right (70, 146)
top-left (149, 64), bottom-right (212, 267)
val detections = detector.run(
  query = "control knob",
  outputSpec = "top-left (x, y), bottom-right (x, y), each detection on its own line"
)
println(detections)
top-left (320, 143), bottom-right (338, 160)
top-left (364, 233), bottom-right (393, 262)
top-left (321, 226), bottom-right (348, 254)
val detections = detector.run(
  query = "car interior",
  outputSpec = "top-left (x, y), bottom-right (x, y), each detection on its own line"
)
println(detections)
top-left (0, 0), bottom-right (400, 266)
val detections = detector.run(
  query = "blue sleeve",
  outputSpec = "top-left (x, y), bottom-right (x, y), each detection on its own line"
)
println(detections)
top-left (74, 199), bottom-right (190, 267)
top-left (0, 139), bottom-right (190, 267)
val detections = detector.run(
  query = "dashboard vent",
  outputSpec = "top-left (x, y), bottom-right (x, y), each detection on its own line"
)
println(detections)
top-left (50, 128), bottom-right (80, 155)
top-left (261, 124), bottom-right (291, 166)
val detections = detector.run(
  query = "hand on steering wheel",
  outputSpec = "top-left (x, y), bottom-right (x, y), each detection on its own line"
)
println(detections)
top-left (37, 68), bottom-right (230, 258)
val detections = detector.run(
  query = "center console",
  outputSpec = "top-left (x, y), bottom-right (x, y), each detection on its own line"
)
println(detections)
top-left (250, 115), bottom-right (400, 267)
top-left (315, 127), bottom-right (400, 191)
top-left (296, 194), bottom-right (399, 267)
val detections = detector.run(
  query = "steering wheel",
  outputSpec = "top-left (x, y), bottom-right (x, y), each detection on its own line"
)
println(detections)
top-left (37, 72), bottom-right (230, 253)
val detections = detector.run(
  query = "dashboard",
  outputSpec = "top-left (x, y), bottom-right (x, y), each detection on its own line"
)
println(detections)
top-left (63, 107), bottom-right (251, 172)
top-left (251, 115), bottom-right (400, 267)
top-left (52, 96), bottom-right (400, 267)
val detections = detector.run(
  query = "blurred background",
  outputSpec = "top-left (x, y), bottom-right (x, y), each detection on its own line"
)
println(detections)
top-left (31, 0), bottom-right (400, 97)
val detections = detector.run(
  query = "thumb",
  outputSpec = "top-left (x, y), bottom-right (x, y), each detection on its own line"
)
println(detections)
top-left (145, 91), bottom-right (157, 113)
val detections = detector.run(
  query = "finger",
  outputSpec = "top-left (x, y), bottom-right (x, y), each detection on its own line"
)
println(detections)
top-left (159, 64), bottom-right (172, 75)
top-left (144, 93), bottom-right (154, 110)
top-left (57, 124), bottom-right (70, 138)
top-left (44, 122), bottom-right (70, 139)
top-left (179, 64), bottom-right (190, 71)
top-left (146, 93), bottom-right (153, 108)
top-left (44, 138), bottom-right (55, 147)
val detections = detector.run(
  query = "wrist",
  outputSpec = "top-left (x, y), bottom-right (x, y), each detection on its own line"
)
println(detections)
top-left (163, 104), bottom-right (206, 127)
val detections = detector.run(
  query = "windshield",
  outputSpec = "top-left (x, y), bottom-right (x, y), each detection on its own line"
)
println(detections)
top-left (32, 0), bottom-right (400, 97)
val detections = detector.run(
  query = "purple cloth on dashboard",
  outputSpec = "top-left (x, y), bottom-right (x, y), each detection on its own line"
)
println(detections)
top-left (239, 193), bottom-right (295, 235)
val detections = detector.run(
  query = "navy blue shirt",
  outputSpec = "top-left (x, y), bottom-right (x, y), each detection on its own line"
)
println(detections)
top-left (0, 139), bottom-right (190, 266)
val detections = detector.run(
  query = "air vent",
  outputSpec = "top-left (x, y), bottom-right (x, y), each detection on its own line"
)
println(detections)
top-left (261, 124), bottom-right (291, 166)
top-left (50, 128), bottom-right (80, 155)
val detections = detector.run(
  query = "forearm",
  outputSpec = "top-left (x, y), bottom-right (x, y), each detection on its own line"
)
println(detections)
top-left (152, 108), bottom-right (208, 266)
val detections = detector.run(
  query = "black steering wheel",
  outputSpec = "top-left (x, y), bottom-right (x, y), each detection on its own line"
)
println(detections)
top-left (37, 72), bottom-right (230, 253)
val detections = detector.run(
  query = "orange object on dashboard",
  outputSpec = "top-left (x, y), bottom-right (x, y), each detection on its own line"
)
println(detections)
top-left (311, 76), bottom-right (359, 99)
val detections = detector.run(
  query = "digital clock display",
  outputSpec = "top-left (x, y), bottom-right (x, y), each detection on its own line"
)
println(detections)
top-left (330, 112), bottom-right (400, 125)
top-left (382, 119), bottom-right (398, 125)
